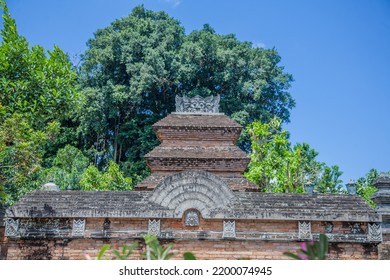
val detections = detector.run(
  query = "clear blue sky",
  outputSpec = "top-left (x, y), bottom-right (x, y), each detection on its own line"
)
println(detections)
top-left (3, 0), bottom-right (390, 183)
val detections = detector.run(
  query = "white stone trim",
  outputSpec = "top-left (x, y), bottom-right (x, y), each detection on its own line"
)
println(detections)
top-left (368, 223), bottom-right (382, 242)
top-left (298, 221), bottom-right (312, 239)
top-left (148, 219), bottom-right (161, 236)
top-left (5, 218), bottom-right (19, 237)
top-left (72, 219), bottom-right (86, 236)
top-left (223, 220), bottom-right (236, 238)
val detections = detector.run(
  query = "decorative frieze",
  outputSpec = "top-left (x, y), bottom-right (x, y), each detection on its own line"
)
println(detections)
top-left (184, 210), bottom-right (199, 227)
top-left (175, 95), bottom-right (220, 113)
top-left (72, 219), bottom-right (86, 236)
top-left (18, 218), bottom-right (61, 238)
top-left (5, 218), bottom-right (19, 237)
top-left (148, 219), bottom-right (161, 236)
top-left (368, 223), bottom-right (382, 242)
top-left (223, 220), bottom-right (236, 238)
top-left (298, 221), bottom-right (312, 239)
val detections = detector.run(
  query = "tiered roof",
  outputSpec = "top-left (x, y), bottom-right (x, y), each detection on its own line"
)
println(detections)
top-left (138, 101), bottom-right (256, 190)
top-left (8, 190), bottom-right (379, 222)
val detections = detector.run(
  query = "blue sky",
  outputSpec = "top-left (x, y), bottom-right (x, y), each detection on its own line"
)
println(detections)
top-left (3, 0), bottom-right (390, 183)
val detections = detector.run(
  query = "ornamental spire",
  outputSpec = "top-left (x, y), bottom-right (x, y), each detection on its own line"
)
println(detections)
top-left (175, 95), bottom-right (220, 113)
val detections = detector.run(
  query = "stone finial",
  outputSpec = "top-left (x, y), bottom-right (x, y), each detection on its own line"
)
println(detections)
top-left (371, 172), bottom-right (390, 247)
top-left (304, 181), bottom-right (314, 194)
top-left (175, 95), bottom-right (220, 113)
top-left (346, 180), bottom-right (357, 195)
top-left (372, 172), bottom-right (390, 211)
top-left (373, 173), bottom-right (390, 190)
top-left (41, 180), bottom-right (60, 191)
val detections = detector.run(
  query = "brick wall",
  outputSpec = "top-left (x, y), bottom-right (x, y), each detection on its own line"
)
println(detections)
top-left (5, 237), bottom-right (378, 260)
top-left (0, 226), bottom-right (6, 260)
top-left (4, 218), bottom-right (379, 260)
top-left (378, 243), bottom-right (390, 260)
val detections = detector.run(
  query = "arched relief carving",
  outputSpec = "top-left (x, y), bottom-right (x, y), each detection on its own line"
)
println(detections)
top-left (149, 170), bottom-right (234, 218)
top-left (184, 209), bottom-right (200, 227)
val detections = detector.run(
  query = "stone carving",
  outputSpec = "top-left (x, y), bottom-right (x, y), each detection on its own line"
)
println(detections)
top-left (325, 222), bottom-right (334, 234)
top-left (351, 223), bottom-right (363, 234)
top-left (184, 210), bottom-right (199, 226)
top-left (368, 223), bottom-right (382, 242)
top-left (150, 170), bottom-right (234, 219)
top-left (175, 95), bottom-right (220, 113)
top-left (298, 221), bottom-right (312, 239)
top-left (72, 219), bottom-right (86, 236)
top-left (148, 219), bottom-right (161, 236)
top-left (103, 218), bottom-right (111, 237)
top-left (20, 218), bottom-right (60, 235)
top-left (5, 218), bottom-right (19, 237)
top-left (103, 219), bottom-right (111, 230)
top-left (223, 220), bottom-right (236, 238)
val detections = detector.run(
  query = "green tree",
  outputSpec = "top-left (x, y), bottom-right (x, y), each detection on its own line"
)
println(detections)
top-left (0, 114), bottom-right (59, 204)
top-left (79, 161), bottom-right (132, 191)
top-left (79, 6), bottom-right (294, 181)
top-left (79, 165), bottom-right (105, 190)
top-left (316, 165), bottom-right (343, 194)
top-left (0, 1), bottom-right (80, 203)
top-left (244, 117), bottom-right (289, 191)
top-left (43, 145), bottom-right (89, 190)
top-left (245, 118), bottom-right (342, 193)
top-left (356, 169), bottom-right (382, 208)
top-left (0, 1), bottom-right (80, 129)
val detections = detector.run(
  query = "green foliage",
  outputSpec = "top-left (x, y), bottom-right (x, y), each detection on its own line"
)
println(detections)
top-left (79, 165), bottom-right (104, 190)
top-left (0, 1), bottom-right (80, 128)
top-left (112, 243), bottom-right (139, 260)
top-left (316, 165), bottom-right (343, 194)
top-left (0, 1), bottom-right (81, 203)
top-left (183, 252), bottom-right (197, 260)
top-left (142, 234), bottom-right (175, 260)
top-left (94, 234), bottom-right (177, 260)
top-left (79, 5), bottom-right (294, 180)
top-left (79, 161), bottom-right (132, 191)
top-left (43, 145), bottom-right (89, 190)
top-left (355, 169), bottom-right (387, 208)
top-left (284, 234), bottom-right (329, 260)
top-left (245, 118), bottom-right (343, 193)
top-left (95, 244), bottom-right (110, 260)
top-left (244, 117), bottom-right (289, 191)
top-left (0, 114), bottom-right (59, 204)
top-left (93, 243), bottom-right (141, 260)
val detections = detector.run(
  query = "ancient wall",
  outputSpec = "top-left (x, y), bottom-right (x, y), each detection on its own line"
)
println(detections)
top-left (0, 226), bottom-right (7, 260)
top-left (5, 237), bottom-right (378, 260)
top-left (5, 217), bottom-right (379, 260)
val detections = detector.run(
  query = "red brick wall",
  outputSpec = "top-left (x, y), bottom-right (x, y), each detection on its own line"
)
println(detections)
top-left (0, 226), bottom-right (7, 260)
top-left (4, 218), bottom-right (380, 260)
top-left (5, 238), bottom-right (378, 260)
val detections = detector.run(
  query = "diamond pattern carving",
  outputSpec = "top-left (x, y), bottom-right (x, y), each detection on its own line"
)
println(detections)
top-left (223, 220), bottom-right (236, 238)
top-left (368, 223), bottom-right (382, 242)
top-left (72, 219), bottom-right (86, 236)
top-left (148, 219), bottom-right (161, 236)
top-left (5, 218), bottom-right (19, 237)
top-left (298, 221), bottom-right (312, 239)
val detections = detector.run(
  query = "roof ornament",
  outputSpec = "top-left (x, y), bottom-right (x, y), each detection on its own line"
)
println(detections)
top-left (175, 95), bottom-right (220, 114)
top-left (41, 178), bottom-right (60, 191)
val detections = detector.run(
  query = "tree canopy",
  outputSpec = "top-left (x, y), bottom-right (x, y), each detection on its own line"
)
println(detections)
top-left (0, 1), bottom-right (82, 204)
top-left (244, 118), bottom-right (343, 193)
top-left (0, 1), bottom-right (132, 204)
top-left (79, 6), bottom-right (295, 180)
